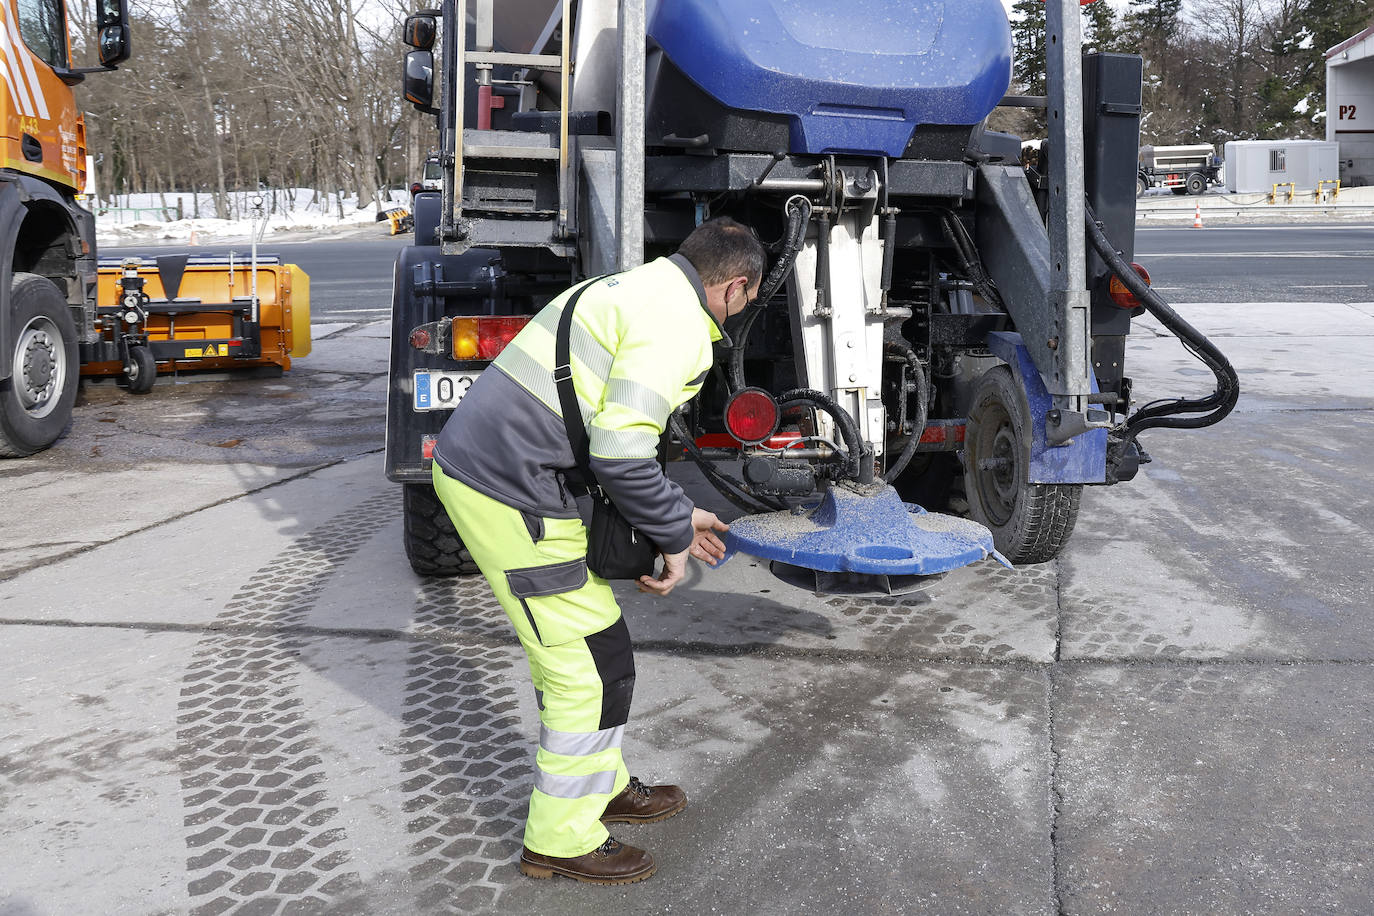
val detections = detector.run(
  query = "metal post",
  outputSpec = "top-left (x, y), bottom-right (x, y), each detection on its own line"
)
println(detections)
top-left (616, 0), bottom-right (646, 271)
top-left (444, 0), bottom-right (465, 248)
top-left (1044, 0), bottom-right (1091, 416)
top-left (557, 0), bottom-right (573, 239)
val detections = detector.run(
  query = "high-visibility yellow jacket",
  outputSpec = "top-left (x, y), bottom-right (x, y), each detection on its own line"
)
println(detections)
top-left (433, 254), bottom-right (724, 554)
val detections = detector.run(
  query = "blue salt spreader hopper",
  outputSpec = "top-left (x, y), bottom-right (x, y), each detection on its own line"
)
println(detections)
top-left (721, 483), bottom-right (1013, 596)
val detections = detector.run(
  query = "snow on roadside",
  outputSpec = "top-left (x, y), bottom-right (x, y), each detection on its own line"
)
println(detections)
top-left (93, 188), bottom-right (412, 245)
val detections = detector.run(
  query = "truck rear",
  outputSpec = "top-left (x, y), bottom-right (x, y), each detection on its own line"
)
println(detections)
top-left (385, 0), bottom-right (1238, 588)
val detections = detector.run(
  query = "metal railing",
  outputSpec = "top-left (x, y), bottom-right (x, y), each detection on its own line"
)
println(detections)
top-left (93, 204), bottom-right (185, 221)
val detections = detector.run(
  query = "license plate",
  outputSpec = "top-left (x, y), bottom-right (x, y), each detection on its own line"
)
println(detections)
top-left (413, 370), bottom-right (479, 411)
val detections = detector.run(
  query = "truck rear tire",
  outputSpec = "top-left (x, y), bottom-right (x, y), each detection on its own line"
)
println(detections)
top-left (1186, 172), bottom-right (1207, 195)
top-left (963, 366), bottom-right (1081, 564)
top-left (1136, 176), bottom-right (1148, 198)
top-left (0, 273), bottom-right (79, 457)
top-left (403, 482), bottom-right (479, 576)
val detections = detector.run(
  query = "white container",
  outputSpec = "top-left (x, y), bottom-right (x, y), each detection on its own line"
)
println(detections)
top-left (1223, 140), bottom-right (1340, 193)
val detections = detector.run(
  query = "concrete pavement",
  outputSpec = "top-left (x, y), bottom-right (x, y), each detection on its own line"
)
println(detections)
top-left (2, 296), bottom-right (1373, 914)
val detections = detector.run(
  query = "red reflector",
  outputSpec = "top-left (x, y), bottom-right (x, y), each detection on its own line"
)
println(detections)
top-left (919, 421), bottom-right (967, 445)
top-left (1109, 263), bottom-right (1152, 310)
top-left (421, 434), bottom-right (438, 460)
top-left (410, 327), bottom-right (432, 349)
top-left (724, 388), bottom-right (780, 445)
top-left (228, 339), bottom-right (242, 348)
top-left (475, 316), bottom-right (529, 360)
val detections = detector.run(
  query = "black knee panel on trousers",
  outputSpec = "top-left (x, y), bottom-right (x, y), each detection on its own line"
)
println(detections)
top-left (585, 617), bottom-right (635, 729)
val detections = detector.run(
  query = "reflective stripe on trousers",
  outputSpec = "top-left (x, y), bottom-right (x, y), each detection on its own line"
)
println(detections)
top-left (431, 466), bottom-right (633, 858)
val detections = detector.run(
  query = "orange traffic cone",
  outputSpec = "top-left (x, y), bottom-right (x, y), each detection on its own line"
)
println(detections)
top-left (1192, 202), bottom-right (1203, 229)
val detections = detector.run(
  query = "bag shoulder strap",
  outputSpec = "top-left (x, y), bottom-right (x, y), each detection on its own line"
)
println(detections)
top-left (554, 276), bottom-right (607, 486)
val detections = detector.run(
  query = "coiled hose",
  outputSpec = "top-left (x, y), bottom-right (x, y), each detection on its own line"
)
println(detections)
top-left (668, 411), bottom-right (784, 513)
top-left (1083, 203), bottom-right (1240, 450)
top-left (777, 387), bottom-right (873, 484)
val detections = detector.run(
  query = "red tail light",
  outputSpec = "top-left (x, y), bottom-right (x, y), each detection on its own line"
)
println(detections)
top-left (1108, 263), bottom-right (1151, 310)
top-left (724, 388), bottom-right (780, 445)
top-left (453, 316), bottom-right (531, 360)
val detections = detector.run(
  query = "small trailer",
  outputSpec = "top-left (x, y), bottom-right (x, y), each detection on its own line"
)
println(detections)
top-left (1137, 144), bottom-right (1221, 196)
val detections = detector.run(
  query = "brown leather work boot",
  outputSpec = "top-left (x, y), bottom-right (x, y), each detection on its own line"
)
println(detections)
top-left (601, 776), bottom-right (688, 824)
top-left (519, 836), bottom-right (655, 884)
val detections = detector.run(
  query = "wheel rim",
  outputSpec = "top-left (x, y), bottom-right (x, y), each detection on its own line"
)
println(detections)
top-left (972, 401), bottom-right (1019, 528)
top-left (14, 315), bottom-right (66, 419)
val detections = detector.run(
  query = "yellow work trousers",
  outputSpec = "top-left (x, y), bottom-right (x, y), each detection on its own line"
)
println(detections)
top-left (431, 466), bottom-right (633, 857)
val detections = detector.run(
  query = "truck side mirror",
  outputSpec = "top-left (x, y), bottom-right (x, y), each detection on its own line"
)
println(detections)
top-left (404, 14), bottom-right (437, 51)
top-left (404, 50), bottom-right (436, 112)
top-left (96, 0), bottom-right (131, 67)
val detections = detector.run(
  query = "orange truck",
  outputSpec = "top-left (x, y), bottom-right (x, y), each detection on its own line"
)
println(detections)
top-left (0, 0), bottom-right (129, 455)
top-left (0, 0), bottom-right (310, 457)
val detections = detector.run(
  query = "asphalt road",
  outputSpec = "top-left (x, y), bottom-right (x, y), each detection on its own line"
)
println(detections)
top-left (1135, 222), bottom-right (1374, 302)
top-left (4, 222), bottom-right (1373, 914)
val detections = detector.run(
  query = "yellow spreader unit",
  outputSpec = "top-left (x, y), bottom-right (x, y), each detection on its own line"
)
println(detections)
top-left (81, 255), bottom-right (311, 382)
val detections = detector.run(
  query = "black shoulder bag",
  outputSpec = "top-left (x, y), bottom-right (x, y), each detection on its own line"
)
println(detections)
top-left (553, 279), bottom-right (659, 580)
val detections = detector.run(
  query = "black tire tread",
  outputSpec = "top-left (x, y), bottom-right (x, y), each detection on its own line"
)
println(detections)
top-left (0, 273), bottom-right (78, 458)
top-left (403, 482), bottom-right (479, 576)
top-left (1005, 481), bottom-right (1081, 565)
top-left (964, 366), bottom-right (1081, 565)
top-left (126, 345), bottom-right (156, 395)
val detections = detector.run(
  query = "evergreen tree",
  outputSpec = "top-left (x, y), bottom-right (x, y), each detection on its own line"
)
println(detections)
top-left (1009, 0), bottom-right (1047, 97)
top-left (1125, 0), bottom-right (1185, 82)
top-left (1259, 0), bottom-right (1372, 137)
top-left (1083, 0), bottom-right (1123, 54)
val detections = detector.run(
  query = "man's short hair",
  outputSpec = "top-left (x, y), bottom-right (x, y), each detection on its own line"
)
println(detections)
top-left (677, 217), bottom-right (766, 289)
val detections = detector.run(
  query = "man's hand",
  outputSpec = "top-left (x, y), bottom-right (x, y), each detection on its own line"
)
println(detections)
top-left (689, 507), bottom-right (730, 566)
top-left (638, 547), bottom-right (688, 596)
top-left (637, 509), bottom-right (731, 596)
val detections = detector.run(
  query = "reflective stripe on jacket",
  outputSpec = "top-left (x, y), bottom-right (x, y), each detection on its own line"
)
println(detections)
top-left (432, 254), bottom-right (722, 554)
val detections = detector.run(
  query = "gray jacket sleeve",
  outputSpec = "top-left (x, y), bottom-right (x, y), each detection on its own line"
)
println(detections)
top-left (589, 455), bottom-right (695, 554)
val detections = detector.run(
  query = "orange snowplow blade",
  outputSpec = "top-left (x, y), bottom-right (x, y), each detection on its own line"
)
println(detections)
top-left (82, 259), bottom-right (311, 377)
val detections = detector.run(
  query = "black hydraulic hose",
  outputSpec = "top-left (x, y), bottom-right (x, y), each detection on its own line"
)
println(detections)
top-left (667, 413), bottom-right (784, 514)
top-left (939, 209), bottom-right (1004, 310)
top-left (727, 196), bottom-right (812, 392)
top-left (1083, 203), bottom-right (1239, 446)
top-left (778, 388), bottom-right (873, 484)
top-left (881, 340), bottom-right (930, 484)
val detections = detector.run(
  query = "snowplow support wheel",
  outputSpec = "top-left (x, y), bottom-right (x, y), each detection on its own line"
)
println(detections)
top-left (124, 345), bottom-right (156, 395)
